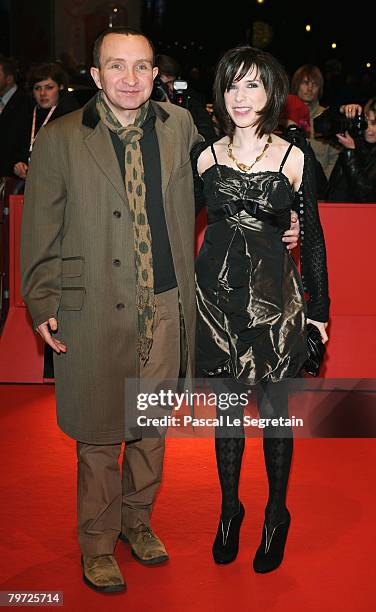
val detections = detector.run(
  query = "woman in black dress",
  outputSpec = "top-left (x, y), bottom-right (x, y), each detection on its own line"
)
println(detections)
top-left (193, 46), bottom-right (329, 572)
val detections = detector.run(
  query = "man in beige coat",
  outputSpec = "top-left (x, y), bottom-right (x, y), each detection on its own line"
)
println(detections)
top-left (20, 27), bottom-right (203, 593)
top-left (21, 27), bottom-right (299, 594)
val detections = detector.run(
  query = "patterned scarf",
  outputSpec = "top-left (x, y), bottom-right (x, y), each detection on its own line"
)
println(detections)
top-left (96, 91), bottom-right (155, 364)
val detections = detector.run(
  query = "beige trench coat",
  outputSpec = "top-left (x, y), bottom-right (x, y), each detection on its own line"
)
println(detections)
top-left (20, 98), bottom-right (202, 443)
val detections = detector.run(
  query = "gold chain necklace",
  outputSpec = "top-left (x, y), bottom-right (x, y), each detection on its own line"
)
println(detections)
top-left (227, 134), bottom-right (272, 173)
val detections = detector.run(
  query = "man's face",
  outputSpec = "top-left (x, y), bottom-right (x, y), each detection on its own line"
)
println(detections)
top-left (297, 77), bottom-right (320, 104)
top-left (159, 73), bottom-right (175, 98)
top-left (91, 33), bottom-right (158, 113)
top-left (0, 65), bottom-right (11, 96)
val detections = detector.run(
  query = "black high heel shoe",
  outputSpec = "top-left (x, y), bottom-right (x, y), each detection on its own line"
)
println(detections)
top-left (212, 502), bottom-right (245, 564)
top-left (253, 509), bottom-right (291, 573)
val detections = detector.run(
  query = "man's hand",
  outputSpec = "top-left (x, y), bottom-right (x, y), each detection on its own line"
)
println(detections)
top-left (340, 104), bottom-right (362, 119)
top-left (307, 319), bottom-right (329, 343)
top-left (282, 211), bottom-right (299, 250)
top-left (336, 130), bottom-right (355, 149)
top-left (36, 318), bottom-right (67, 353)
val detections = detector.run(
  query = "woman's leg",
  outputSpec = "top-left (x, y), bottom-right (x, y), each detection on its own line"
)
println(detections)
top-left (253, 379), bottom-right (292, 572)
top-left (257, 380), bottom-right (292, 527)
top-left (212, 379), bottom-right (246, 563)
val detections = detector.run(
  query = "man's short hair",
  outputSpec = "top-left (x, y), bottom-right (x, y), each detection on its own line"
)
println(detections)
top-left (213, 45), bottom-right (289, 138)
top-left (0, 55), bottom-right (18, 80)
top-left (92, 27), bottom-right (155, 69)
top-left (155, 54), bottom-right (181, 79)
top-left (291, 64), bottom-right (324, 99)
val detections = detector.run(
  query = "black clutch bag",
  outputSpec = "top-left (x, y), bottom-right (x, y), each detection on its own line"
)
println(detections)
top-left (303, 323), bottom-right (326, 376)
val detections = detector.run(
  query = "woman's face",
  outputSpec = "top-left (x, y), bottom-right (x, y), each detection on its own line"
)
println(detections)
top-left (365, 110), bottom-right (376, 144)
top-left (224, 65), bottom-right (267, 130)
top-left (33, 78), bottom-right (62, 108)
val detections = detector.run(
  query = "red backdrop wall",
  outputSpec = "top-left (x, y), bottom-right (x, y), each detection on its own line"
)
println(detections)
top-left (0, 199), bottom-right (375, 382)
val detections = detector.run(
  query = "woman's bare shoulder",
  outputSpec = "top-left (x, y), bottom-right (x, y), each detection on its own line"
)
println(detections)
top-left (197, 137), bottom-right (228, 175)
top-left (272, 133), bottom-right (304, 161)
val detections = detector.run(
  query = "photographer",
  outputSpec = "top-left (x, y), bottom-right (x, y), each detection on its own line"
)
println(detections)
top-left (324, 99), bottom-right (376, 202)
top-left (153, 54), bottom-right (216, 140)
top-left (291, 64), bottom-right (340, 179)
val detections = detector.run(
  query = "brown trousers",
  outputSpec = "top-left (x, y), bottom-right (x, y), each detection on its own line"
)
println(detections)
top-left (77, 287), bottom-right (180, 555)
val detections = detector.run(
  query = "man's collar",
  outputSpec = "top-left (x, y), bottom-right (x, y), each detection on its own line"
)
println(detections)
top-left (82, 94), bottom-right (170, 130)
top-left (0, 84), bottom-right (17, 106)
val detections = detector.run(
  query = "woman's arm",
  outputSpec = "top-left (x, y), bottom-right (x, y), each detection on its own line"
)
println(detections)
top-left (190, 141), bottom-right (211, 216)
top-left (297, 150), bottom-right (330, 332)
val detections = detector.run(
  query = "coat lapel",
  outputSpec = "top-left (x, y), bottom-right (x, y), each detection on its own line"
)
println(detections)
top-left (83, 120), bottom-right (126, 202)
top-left (81, 97), bottom-right (174, 202)
top-left (155, 113), bottom-right (174, 197)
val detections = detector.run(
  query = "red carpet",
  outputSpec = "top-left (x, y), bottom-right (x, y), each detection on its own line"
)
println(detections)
top-left (0, 384), bottom-right (375, 611)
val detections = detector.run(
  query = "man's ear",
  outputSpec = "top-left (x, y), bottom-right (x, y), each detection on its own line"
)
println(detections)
top-left (152, 67), bottom-right (159, 81)
top-left (90, 66), bottom-right (102, 89)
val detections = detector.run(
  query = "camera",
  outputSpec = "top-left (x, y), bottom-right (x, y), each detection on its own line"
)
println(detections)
top-left (172, 80), bottom-right (190, 107)
top-left (151, 76), bottom-right (190, 108)
top-left (314, 108), bottom-right (368, 140)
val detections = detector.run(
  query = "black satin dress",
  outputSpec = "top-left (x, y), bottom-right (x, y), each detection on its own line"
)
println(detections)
top-left (195, 143), bottom-right (307, 384)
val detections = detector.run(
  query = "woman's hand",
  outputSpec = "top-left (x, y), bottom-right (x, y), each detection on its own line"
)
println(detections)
top-left (307, 318), bottom-right (329, 343)
top-left (13, 162), bottom-right (28, 179)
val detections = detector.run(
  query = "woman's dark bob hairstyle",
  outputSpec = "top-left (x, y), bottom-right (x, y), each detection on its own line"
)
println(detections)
top-left (27, 62), bottom-right (68, 91)
top-left (213, 46), bottom-right (289, 138)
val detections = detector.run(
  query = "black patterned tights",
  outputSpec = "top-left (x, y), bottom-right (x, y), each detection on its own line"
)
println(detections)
top-left (215, 380), bottom-right (292, 527)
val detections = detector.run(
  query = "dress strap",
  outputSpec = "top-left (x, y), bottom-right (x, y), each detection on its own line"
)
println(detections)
top-left (279, 143), bottom-right (294, 173)
top-left (210, 143), bottom-right (219, 165)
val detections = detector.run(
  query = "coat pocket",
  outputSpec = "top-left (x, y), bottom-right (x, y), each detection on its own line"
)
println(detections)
top-left (62, 256), bottom-right (84, 278)
top-left (60, 287), bottom-right (85, 311)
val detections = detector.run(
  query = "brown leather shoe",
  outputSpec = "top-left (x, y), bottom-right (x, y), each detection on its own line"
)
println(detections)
top-left (119, 525), bottom-right (169, 565)
top-left (81, 554), bottom-right (126, 593)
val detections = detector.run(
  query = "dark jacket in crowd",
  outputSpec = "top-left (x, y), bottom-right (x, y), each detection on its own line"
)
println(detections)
top-left (0, 88), bottom-right (31, 177)
top-left (325, 139), bottom-right (376, 202)
top-left (184, 86), bottom-right (216, 141)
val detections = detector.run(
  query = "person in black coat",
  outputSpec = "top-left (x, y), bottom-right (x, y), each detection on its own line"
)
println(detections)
top-left (325, 98), bottom-right (376, 202)
top-left (13, 62), bottom-right (79, 181)
top-left (0, 56), bottom-right (30, 178)
top-left (153, 54), bottom-right (217, 141)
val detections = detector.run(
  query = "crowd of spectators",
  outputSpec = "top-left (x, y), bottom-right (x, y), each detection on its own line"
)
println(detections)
top-left (1, 51), bottom-right (375, 203)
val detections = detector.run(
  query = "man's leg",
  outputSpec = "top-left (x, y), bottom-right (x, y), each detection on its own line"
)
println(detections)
top-left (120, 287), bottom-right (180, 562)
top-left (77, 441), bottom-right (126, 592)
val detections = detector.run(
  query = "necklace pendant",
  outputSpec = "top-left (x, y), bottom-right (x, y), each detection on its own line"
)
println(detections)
top-left (238, 161), bottom-right (251, 173)
top-left (227, 135), bottom-right (272, 174)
